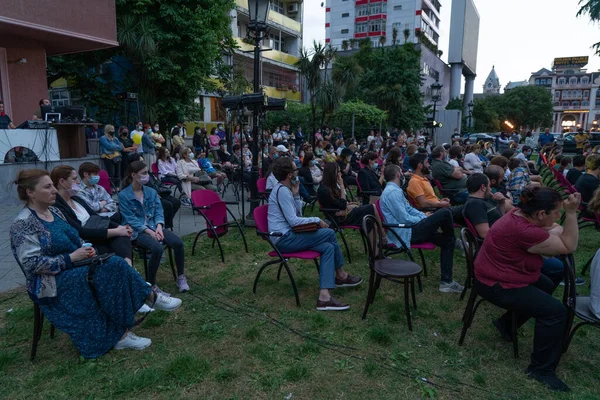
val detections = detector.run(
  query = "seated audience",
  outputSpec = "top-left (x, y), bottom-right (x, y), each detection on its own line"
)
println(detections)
top-left (268, 157), bottom-right (362, 311)
top-left (566, 155), bottom-right (586, 185)
top-left (490, 155), bottom-right (511, 184)
top-left (407, 154), bottom-right (451, 209)
top-left (157, 147), bottom-right (186, 204)
top-left (77, 162), bottom-right (118, 219)
top-left (430, 146), bottom-right (468, 204)
top-left (51, 165), bottom-right (133, 263)
top-left (463, 173), bottom-right (512, 238)
top-left (575, 154), bottom-right (600, 205)
top-left (381, 164), bottom-right (464, 293)
top-left (463, 144), bottom-right (485, 174)
top-left (10, 169), bottom-right (181, 357)
top-left (119, 161), bottom-right (189, 293)
top-left (357, 152), bottom-right (383, 204)
top-left (507, 158), bottom-right (533, 204)
top-left (402, 144), bottom-right (418, 171)
top-left (558, 156), bottom-right (572, 176)
top-left (176, 147), bottom-right (215, 198)
top-left (299, 152), bottom-right (318, 197)
top-left (217, 140), bottom-right (232, 165)
top-left (99, 124), bottom-right (123, 189)
top-left (337, 148), bottom-right (358, 187)
top-left (144, 173), bottom-right (181, 230)
top-left (474, 187), bottom-right (580, 392)
top-left (588, 190), bottom-right (600, 318)
top-left (197, 151), bottom-right (226, 188)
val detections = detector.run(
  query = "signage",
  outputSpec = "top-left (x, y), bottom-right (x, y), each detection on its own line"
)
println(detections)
top-left (553, 56), bottom-right (589, 69)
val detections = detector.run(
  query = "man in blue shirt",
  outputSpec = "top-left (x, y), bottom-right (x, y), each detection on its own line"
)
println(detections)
top-left (537, 128), bottom-right (555, 149)
top-left (380, 164), bottom-right (464, 293)
top-left (268, 157), bottom-right (362, 311)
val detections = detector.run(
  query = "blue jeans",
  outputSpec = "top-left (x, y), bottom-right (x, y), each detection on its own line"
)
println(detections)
top-left (452, 190), bottom-right (469, 205)
top-left (540, 257), bottom-right (565, 285)
top-left (135, 230), bottom-right (185, 285)
top-left (275, 228), bottom-right (345, 290)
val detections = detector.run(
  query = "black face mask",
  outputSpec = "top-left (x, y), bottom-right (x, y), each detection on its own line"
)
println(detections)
top-left (422, 167), bottom-right (431, 175)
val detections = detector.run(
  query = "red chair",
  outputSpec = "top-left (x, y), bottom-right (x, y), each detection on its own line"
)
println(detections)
top-left (190, 190), bottom-right (248, 262)
top-left (253, 205), bottom-right (320, 306)
top-left (317, 199), bottom-right (367, 263)
top-left (98, 169), bottom-right (112, 194)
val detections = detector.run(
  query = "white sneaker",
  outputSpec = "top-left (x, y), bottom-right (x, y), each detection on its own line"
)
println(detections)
top-left (153, 291), bottom-right (182, 312)
top-left (114, 332), bottom-right (152, 350)
top-left (137, 303), bottom-right (155, 314)
top-left (439, 280), bottom-right (465, 293)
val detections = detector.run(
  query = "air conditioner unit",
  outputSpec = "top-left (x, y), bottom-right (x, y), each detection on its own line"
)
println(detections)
top-left (288, 3), bottom-right (300, 13)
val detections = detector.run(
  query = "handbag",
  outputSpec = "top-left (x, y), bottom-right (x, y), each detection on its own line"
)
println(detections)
top-left (84, 215), bottom-right (110, 230)
top-left (197, 171), bottom-right (213, 185)
top-left (276, 186), bottom-right (319, 233)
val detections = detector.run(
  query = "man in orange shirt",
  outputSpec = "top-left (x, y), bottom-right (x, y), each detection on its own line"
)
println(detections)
top-left (407, 154), bottom-right (451, 209)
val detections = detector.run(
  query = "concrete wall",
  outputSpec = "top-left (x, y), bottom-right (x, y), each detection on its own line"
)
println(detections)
top-left (0, 156), bottom-right (102, 205)
top-left (5, 47), bottom-right (47, 125)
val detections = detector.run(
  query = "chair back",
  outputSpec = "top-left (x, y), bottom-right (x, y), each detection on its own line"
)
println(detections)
top-left (360, 214), bottom-right (384, 265)
top-left (432, 178), bottom-right (444, 195)
top-left (254, 204), bottom-right (269, 234)
top-left (191, 190), bottom-right (229, 236)
top-left (257, 177), bottom-right (267, 193)
top-left (98, 169), bottom-right (112, 193)
top-left (460, 227), bottom-right (479, 287)
top-left (151, 162), bottom-right (159, 176)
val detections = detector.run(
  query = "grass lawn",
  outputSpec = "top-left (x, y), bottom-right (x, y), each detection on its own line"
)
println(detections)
top-left (1, 211), bottom-right (599, 399)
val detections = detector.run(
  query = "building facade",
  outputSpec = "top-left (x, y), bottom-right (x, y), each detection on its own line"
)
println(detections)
top-left (483, 66), bottom-right (500, 94)
top-left (530, 57), bottom-right (599, 133)
top-left (0, 1), bottom-right (118, 125)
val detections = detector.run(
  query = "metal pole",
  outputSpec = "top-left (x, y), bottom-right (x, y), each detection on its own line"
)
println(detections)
top-left (432, 100), bottom-right (438, 139)
top-left (351, 112), bottom-right (355, 140)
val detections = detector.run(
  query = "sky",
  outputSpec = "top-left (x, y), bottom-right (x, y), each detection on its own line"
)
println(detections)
top-left (302, 0), bottom-right (600, 93)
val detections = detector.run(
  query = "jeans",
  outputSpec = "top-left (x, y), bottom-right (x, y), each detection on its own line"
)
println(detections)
top-left (410, 208), bottom-right (456, 283)
top-left (275, 228), bottom-right (345, 290)
top-left (540, 257), bottom-right (566, 285)
top-left (452, 190), bottom-right (469, 205)
top-left (135, 229), bottom-right (185, 285)
top-left (160, 196), bottom-right (181, 230)
top-left (474, 272), bottom-right (567, 375)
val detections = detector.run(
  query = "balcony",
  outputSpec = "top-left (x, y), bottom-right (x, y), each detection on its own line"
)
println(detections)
top-left (236, 0), bottom-right (301, 34)
top-left (234, 37), bottom-right (300, 67)
top-left (264, 85), bottom-right (301, 102)
top-left (422, 0), bottom-right (441, 18)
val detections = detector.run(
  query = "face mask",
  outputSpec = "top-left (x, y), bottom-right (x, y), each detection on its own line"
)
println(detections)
top-left (63, 182), bottom-right (81, 197)
top-left (137, 126), bottom-right (143, 131)
top-left (88, 175), bottom-right (100, 185)
top-left (373, 163), bottom-right (379, 170)
top-left (223, 145), bottom-right (228, 151)
top-left (291, 176), bottom-right (300, 185)
top-left (189, 153), bottom-right (195, 160)
top-left (273, 154), bottom-right (279, 159)
top-left (153, 126), bottom-right (159, 132)
top-left (311, 160), bottom-right (317, 166)
top-left (328, 149), bottom-right (334, 153)
top-left (147, 129), bottom-right (152, 134)
top-left (138, 175), bottom-right (150, 185)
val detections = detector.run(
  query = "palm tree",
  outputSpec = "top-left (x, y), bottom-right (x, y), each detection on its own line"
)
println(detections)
top-left (332, 56), bottom-right (362, 98)
top-left (295, 41), bottom-right (326, 144)
top-left (392, 27), bottom-right (398, 46)
top-left (349, 38), bottom-right (357, 50)
top-left (403, 28), bottom-right (410, 44)
top-left (379, 35), bottom-right (386, 51)
top-left (342, 40), bottom-right (349, 51)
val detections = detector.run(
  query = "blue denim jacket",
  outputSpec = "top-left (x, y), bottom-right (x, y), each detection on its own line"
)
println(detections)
top-left (142, 133), bottom-right (155, 155)
top-left (118, 185), bottom-right (165, 240)
top-left (380, 182), bottom-right (425, 248)
top-left (99, 135), bottom-right (122, 156)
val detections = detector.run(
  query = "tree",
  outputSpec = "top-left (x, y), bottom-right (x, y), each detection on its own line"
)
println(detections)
top-left (392, 28), bottom-right (398, 46)
top-left (47, 0), bottom-right (235, 128)
top-left (265, 102), bottom-right (313, 132)
top-left (445, 97), bottom-right (463, 110)
top-left (578, 0), bottom-right (600, 53)
top-left (472, 98), bottom-right (501, 133)
top-left (341, 40), bottom-right (349, 51)
top-left (501, 85), bottom-right (553, 130)
top-left (403, 28), bottom-right (410, 43)
top-left (331, 101), bottom-right (387, 139)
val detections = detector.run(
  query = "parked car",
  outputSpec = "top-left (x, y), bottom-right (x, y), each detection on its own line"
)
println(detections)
top-left (467, 133), bottom-right (496, 144)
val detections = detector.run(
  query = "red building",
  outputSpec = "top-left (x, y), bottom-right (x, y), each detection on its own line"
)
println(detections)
top-left (0, 0), bottom-right (118, 124)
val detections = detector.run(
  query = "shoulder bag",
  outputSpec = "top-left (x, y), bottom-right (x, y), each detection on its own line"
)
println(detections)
top-left (276, 186), bottom-right (319, 233)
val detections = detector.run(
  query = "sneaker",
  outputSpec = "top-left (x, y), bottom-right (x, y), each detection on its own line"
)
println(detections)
top-left (176, 274), bottom-right (190, 293)
top-left (455, 240), bottom-right (465, 251)
top-left (153, 291), bottom-right (182, 312)
top-left (316, 297), bottom-right (350, 311)
top-left (525, 369), bottom-right (570, 392)
top-left (559, 277), bottom-right (586, 286)
top-left (152, 285), bottom-right (171, 297)
top-left (113, 332), bottom-right (152, 351)
top-left (137, 303), bottom-right (155, 314)
top-left (335, 274), bottom-right (363, 288)
top-left (439, 280), bottom-right (465, 293)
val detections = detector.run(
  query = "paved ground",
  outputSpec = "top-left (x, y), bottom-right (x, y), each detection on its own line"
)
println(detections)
top-left (0, 188), bottom-right (249, 293)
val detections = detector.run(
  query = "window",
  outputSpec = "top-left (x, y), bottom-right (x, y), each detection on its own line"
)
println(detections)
top-left (582, 77), bottom-right (590, 84)
top-left (572, 101), bottom-right (580, 107)
top-left (583, 101), bottom-right (590, 107)
top-left (562, 102), bottom-right (569, 107)
top-left (577, 90), bottom-right (582, 98)
top-left (50, 88), bottom-right (71, 107)
top-left (554, 91), bottom-right (560, 98)
top-left (558, 78), bottom-right (566, 85)
top-left (584, 90), bottom-right (590, 98)
top-left (569, 77), bottom-right (578, 85)
top-left (370, 21), bottom-right (381, 32)
top-left (269, 34), bottom-right (285, 52)
top-left (393, 5), bottom-right (402, 10)
top-left (341, 29), bottom-right (349, 34)
top-left (210, 97), bottom-right (224, 122)
top-left (356, 6), bottom-right (369, 16)
top-left (355, 22), bottom-right (368, 33)
top-left (342, 12), bottom-right (349, 17)
top-left (270, 0), bottom-right (285, 15)
top-left (370, 4), bottom-right (381, 14)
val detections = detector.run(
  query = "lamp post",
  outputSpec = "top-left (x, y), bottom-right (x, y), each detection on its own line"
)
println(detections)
top-left (246, 0), bottom-right (270, 225)
top-left (430, 80), bottom-right (442, 138)
top-left (593, 120), bottom-right (598, 132)
top-left (467, 100), bottom-right (474, 133)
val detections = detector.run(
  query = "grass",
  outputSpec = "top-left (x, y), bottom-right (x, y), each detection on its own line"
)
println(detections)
top-left (1, 209), bottom-right (599, 399)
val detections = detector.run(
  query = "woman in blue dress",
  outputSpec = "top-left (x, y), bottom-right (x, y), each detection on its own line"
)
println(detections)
top-left (10, 169), bottom-right (183, 358)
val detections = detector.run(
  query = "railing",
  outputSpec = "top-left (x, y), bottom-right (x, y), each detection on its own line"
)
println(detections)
top-left (234, 37), bottom-right (300, 66)
top-left (264, 85), bottom-right (301, 102)
top-left (235, 0), bottom-right (301, 33)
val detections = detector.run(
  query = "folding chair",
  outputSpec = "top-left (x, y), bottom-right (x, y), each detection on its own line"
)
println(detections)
top-left (252, 205), bottom-right (320, 306)
top-left (190, 190), bottom-right (248, 262)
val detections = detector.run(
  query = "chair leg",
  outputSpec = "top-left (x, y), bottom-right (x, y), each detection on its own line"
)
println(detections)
top-left (404, 278), bottom-right (413, 331)
top-left (31, 304), bottom-right (42, 361)
top-left (191, 231), bottom-right (203, 256)
top-left (458, 290), bottom-right (479, 345)
top-left (374, 274), bottom-right (382, 299)
top-left (581, 255), bottom-right (594, 276)
top-left (276, 263), bottom-right (284, 281)
top-left (416, 274), bottom-right (423, 293)
top-left (337, 230), bottom-right (352, 264)
top-left (280, 262), bottom-right (301, 307)
top-left (214, 237), bottom-right (225, 263)
top-left (410, 277), bottom-right (417, 309)
top-left (362, 271), bottom-right (376, 320)
top-left (50, 325), bottom-right (55, 339)
top-left (511, 313), bottom-right (519, 359)
top-left (253, 260), bottom-right (280, 294)
top-left (237, 223), bottom-right (249, 253)
top-left (418, 249), bottom-right (428, 277)
top-left (313, 259), bottom-right (320, 272)
top-left (167, 246), bottom-right (176, 281)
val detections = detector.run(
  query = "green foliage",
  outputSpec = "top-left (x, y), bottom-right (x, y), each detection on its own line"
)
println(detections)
top-left (578, 0), bottom-right (600, 53)
top-left (264, 102), bottom-right (313, 132)
top-left (472, 98), bottom-right (501, 133)
top-left (46, 0), bottom-right (235, 127)
top-left (331, 101), bottom-right (387, 139)
top-left (445, 98), bottom-right (464, 110)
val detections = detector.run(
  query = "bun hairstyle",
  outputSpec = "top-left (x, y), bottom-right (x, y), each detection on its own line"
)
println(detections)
top-left (123, 161), bottom-right (147, 188)
top-left (14, 169), bottom-right (50, 202)
top-left (518, 186), bottom-right (562, 217)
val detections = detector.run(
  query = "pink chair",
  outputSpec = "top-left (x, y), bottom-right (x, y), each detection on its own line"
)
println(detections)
top-left (257, 177), bottom-right (270, 204)
top-left (190, 190), bottom-right (248, 262)
top-left (253, 205), bottom-right (321, 306)
top-left (98, 169), bottom-right (112, 194)
top-left (317, 199), bottom-right (366, 263)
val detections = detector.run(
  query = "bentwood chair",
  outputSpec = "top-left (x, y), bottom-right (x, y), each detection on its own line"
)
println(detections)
top-left (31, 304), bottom-right (56, 361)
top-left (360, 215), bottom-right (423, 330)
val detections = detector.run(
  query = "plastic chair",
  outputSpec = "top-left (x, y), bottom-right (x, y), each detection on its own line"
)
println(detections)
top-left (252, 205), bottom-right (320, 306)
top-left (30, 303), bottom-right (56, 361)
top-left (98, 169), bottom-right (112, 194)
top-left (360, 215), bottom-right (422, 330)
top-left (562, 253), bottom-right (600, 353)
top-left (190, 190), bottom-right (248, 262)
top-left (457, 227), bottom-right (519, 359)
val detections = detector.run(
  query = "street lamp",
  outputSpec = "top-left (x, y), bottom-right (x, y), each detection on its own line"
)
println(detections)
top-left (430, 80), bottom-right (443, 138)
top-left (467, 100), bottom-right (474, 133)
top-left (246, 0), bottom-right (270, 225)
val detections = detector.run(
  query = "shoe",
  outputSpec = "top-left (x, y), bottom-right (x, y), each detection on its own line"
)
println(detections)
top-left (316, 297), bottom-right (350, 311)
top-left (559, 277), bottom-right (586, 286)
top-left (153, 290), bottom-right (182, 312)
top-left (455, 240), bottom-right (465, 251)
top-left (114, 332), bottom-right (152, 351)
top-left (439, 280), bottom-right (465, 293)
top-left (492, 319), bottom-right (513, 342)
top-left (176, 274), bottom-right (190, 293)
top-left (137, 304), bottom-right (155, 314)
top-left (335, 274), bottom-right (363, 288)
top-left (151, 285), bottom-right (171, 297)
top-left (525, 369), bottom-right (570, 392)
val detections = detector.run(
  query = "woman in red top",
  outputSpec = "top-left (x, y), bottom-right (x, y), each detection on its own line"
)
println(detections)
top-left (474, 187), bottom-right (580, 392)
